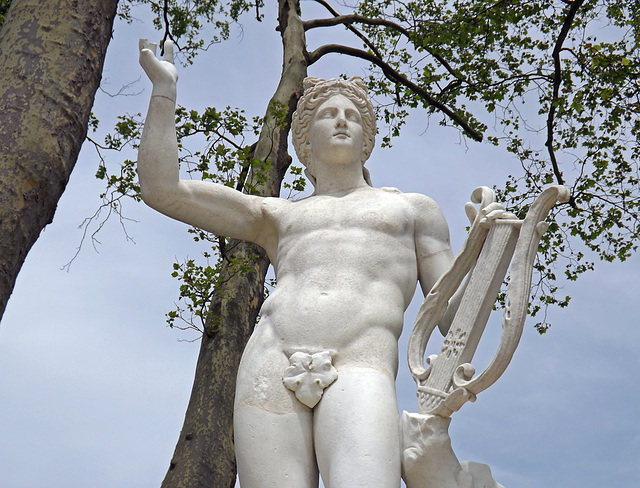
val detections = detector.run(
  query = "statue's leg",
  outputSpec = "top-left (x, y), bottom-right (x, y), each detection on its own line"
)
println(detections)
top-left (234, 405), bottom-right (318, 487)
top-left (234, 345), bottom-right (319, 488)
top-left (313, 367), bottom-right (401, 488)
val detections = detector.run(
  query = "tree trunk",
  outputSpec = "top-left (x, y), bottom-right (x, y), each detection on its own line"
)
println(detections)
top-left (0, 0), bottom-right (119, 321)
top-left (160, 1), bottom-right (308, 487)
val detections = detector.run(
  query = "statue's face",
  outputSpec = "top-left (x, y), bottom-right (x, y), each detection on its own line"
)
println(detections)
top-left (309, 94), bottom-right (364, 167)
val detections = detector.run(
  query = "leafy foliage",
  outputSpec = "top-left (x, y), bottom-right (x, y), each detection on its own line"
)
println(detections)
top-left (95, 0), bottom-right (640, 334)
top-left (91, 93), bottom-right (302, 330)
top-left (328, 0), bottom-right (640, 331)
top-left (167, 243), bottom-right (259, 334)
top-left (0, 0), bottom-right (11, 29)
top-left (119, 0), bottom-right (263, 63)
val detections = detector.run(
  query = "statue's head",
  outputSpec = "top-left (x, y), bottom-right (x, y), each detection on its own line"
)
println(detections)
top-left (292, 76), bottom-right (376, 187)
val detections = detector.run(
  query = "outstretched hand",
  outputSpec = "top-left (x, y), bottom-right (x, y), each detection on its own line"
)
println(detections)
top-left (139, 39), bottom-right (178, 93)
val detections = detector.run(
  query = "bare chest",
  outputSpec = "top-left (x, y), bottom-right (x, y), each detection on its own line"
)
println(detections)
top-left (276, 190), bottom-right (413, 238)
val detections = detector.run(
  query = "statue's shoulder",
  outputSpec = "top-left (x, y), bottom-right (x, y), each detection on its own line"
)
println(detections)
top-left (399, 192), bottom-right (448, 229)
top-left (399, 191), bottom-right (440, 210)
top-left (378, 186), bottom-right (403, 194)
top-left (373, 188), bottom-right (445, 226)
top-left (374, 187), bottom-right (442, 214)
top-left (259, 195), bottom-right (293, 220)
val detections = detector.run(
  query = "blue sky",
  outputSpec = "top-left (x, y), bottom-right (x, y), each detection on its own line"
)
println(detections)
top-left (1, 4), bottom-right (639, 487)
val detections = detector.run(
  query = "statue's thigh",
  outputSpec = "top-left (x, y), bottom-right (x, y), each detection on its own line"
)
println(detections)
top-left (234, 346), bottom-right (318, 488)
top-left (313, 367), bottom-right (401, 488)
top-left (234, 404), bottom-right (318, 488)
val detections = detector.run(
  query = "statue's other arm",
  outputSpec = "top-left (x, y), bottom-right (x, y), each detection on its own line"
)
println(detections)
top-left (137, 40), bottom-right (275, 250)
top-left (411, 193), bottom-right (517, 336)
top-left (410, 194), bottom-right (459, 335)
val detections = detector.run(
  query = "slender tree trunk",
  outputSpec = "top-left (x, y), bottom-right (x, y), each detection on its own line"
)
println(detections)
top-left (160, 1), bottom-right (308, 486)
top-left (0, 0), bottom-right (119, 321)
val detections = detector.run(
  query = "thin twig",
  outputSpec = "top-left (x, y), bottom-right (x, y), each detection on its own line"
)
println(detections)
top-left (99, 77), bottom-right (143, 98)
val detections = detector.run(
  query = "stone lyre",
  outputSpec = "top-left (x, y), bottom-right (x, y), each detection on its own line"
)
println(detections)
top-left (407, 185), bottom-right (570, 418)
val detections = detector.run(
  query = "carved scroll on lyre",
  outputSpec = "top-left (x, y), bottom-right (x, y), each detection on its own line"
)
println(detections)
top-left (407, 185), bottom-right (570, 418)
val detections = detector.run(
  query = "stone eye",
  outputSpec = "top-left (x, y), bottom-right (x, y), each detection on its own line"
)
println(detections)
top-left (346, 110), bottom-right (361, 123)
top-left (318, 108), bottom-right (337, 119)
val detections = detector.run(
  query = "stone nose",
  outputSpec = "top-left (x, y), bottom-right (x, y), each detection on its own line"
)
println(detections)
top-left (335, 114), bottom-right (347, 127)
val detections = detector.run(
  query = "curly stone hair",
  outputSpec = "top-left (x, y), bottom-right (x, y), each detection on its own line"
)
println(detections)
top-left (291, 76), bottom-right (376, 187)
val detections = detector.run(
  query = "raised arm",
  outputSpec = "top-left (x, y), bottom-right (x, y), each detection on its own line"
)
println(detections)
top-left (137, 40), bottom-right (276, 250)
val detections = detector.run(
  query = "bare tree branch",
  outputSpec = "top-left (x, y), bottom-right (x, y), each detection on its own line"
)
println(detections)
top-left (304, 14), bottom-right (411, 37)
top-left (304, 1), bottom-right (383, 59)
top-left (304, 13), bottom-right (464, 83)
top-left (161, 0), bottom-right (180, 54)
top-left (309, 0), bottom-right (343, 19)
top-left (546, 0), bottom-right (584, 206)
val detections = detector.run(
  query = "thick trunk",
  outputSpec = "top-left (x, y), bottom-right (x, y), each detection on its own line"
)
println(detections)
top-left (161, 240), bottom-right (270, 488)
top-left (0, 0), bottom-right (118, 320)
top-left (160, 1), bottom-right (308, 487)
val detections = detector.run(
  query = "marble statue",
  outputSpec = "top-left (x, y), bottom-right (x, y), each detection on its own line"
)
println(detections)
top-left (137, 39), bottom-right (567, 488)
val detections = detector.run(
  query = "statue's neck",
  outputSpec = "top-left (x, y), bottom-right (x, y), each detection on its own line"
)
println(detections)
top-left (312, 160), bottom-right (368, 195)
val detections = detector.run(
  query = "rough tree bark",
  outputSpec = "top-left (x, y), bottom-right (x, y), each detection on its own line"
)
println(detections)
top-left (160, 1), bottom-right (308, 487)
top-left (0, 0), bottom-right (119, 321)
